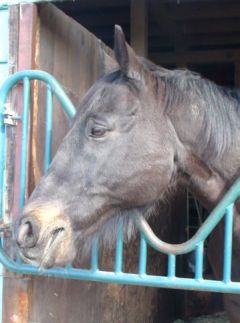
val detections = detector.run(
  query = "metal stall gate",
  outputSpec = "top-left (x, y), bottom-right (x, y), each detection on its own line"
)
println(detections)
top-left (0, 70), bottom-right (240, 294)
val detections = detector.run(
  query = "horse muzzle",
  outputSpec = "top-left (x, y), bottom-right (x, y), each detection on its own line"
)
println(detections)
top-left (15, 202), bottom-right (76, 268)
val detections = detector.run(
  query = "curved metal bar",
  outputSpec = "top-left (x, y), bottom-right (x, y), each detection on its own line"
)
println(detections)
top-left (0, 70), bottom-right (76, 118)
top-left (135, 179), bottom-right (240, 255)
top-left (0, 70), bottom-right (76, 217)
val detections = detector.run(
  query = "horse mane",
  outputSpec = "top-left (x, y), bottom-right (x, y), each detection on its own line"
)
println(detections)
top-left (141, 58), bottom-right (240, 163)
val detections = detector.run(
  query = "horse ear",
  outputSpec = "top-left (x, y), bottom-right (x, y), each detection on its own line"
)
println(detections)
top-left (98, 40), bottom-right (119, 77)
top-left (114, 25), bottom-right (141, 80)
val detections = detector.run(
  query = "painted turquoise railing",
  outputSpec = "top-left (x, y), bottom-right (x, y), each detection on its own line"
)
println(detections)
top-left (1, 70), bottom-right (240, 293)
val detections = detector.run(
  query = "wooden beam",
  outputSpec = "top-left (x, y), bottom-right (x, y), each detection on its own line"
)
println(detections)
top-left (149, 33), bottom-right (240, 51)
top-left (63, 7), bottom-right (129, 28)
top-left (169, 3), bottom-right (240, 21)
top-left (181, 18), bottom-right (240, 35)
top-left (150, 49), bottom-right (240, 65)
top-left (130, 0), bottom-right (148, 56)
top-left (235, 61), bottom-right (240, 87)
top-left (184, 33), bottom-right (240, 48)
top-left (3, 5), bottom-right (38, 323)
top-left (56, 0), bottom-right (129, 11)
top-left (149, 1), bottom-right (187, 67)
top-left (149, 1), bottom-right (175, 37)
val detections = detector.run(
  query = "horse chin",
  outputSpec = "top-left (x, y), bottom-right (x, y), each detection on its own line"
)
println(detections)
top-left (74, 205), bottom-right (158, 264)
top-left (77, 209), bottom-right (119, 240)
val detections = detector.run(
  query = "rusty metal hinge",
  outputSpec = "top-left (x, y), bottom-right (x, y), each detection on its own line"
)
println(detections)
top-left (0, 220), bottom-right (12, 238)
top-left (3, 109), bottom-right (21, 126)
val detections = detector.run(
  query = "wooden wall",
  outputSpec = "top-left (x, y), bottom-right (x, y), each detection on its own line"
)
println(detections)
top-left (30, 3), bottom-right (108, 189)
top-left (4, 4), bottom-right (185, 323)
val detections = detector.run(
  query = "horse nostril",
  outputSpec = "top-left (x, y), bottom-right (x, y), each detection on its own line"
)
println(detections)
top-left (16, 219), bottom-right (39, 248)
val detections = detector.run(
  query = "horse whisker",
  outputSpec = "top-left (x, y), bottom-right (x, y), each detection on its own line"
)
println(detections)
top-left (39, 228), bottom-right (65, 268)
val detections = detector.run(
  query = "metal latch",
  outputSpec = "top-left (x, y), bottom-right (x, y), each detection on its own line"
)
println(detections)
top-left (3, 109), bottom-right (21, 126)
top-left (0, 220), bottom-right (12, 238)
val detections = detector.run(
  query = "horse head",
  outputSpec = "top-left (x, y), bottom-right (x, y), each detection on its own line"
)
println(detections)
top-left (15, 26), bottom-right (179, 268)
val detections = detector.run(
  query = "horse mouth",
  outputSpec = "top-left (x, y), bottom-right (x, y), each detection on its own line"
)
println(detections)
top-left (19, 227), bottom-right (67, 269)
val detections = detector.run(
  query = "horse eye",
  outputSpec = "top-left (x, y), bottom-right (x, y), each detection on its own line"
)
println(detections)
top-left (90, 126), bottom-right (107, 138)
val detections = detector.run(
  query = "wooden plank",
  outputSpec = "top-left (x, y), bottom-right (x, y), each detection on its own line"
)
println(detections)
top-left (58, 7), bottom-right (129, 28)
top-left (169, 2), bottom-right (240, 20)
top-left (183, 33), bottom-right (240, 49)
top-left (234, 61), bottom-right (240, 87)
top-left (130, 0), bottom-right (148, 56)
top-left (150, 49), bottom-right (240, 65)
top-left (149, 2), bottom-right (188, 66)
top-left (181, 18), bottom-right (240, 35)
top-left (149, 33), bottom-right (240, 51)
top-left (8, 6), bottom-right (19, 75)
top-left (3, 4), bottom-right (38, 323)
top-left (30, 3), bottom-right (112, 187)
top-left (56, 0), bottom-right (129, 11)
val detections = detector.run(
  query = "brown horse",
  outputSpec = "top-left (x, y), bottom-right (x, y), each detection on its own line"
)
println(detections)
top-left (15, 26), bottom-right (240, 322)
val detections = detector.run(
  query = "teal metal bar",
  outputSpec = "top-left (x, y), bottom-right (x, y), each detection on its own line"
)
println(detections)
top-left (115, 218), bottom-right (123, 273)
top-left (0, 70), bottom-right (76, 213)
top-left (91, 238), bottom-right (99, 272)
top-left (138, 233), bottom-right (147, 275)
top-left (19, 77), bottom-right (30, 209)
top-left (0, 70), bottom-right (76, 120)
top-left (135, 179), bottom-right (240, 255)
top-left (223, 204), bottom-right (234, 283)
top-left (195, 242), bottom-right (204, 280)
top-left (1, 243), bottom-right (240, 294)
top-left (44, 84), bottom-right (53, 171)
top-left (167, 254), bottom-right (176, 278)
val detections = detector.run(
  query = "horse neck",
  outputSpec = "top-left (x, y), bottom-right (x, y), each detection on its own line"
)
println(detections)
top-left (166, 89), bottom-right (240, 211)
top-left (179, 155), bottom-right (227, 211)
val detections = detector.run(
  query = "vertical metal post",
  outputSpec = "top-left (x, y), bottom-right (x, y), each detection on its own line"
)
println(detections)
top-left (167, 254), bottom-right (176, 278)
top-left (115, 217), bottom-right (123, 273)
top-left (91, 237), bottom-right (99, 272)
top-left (44, 84), bottom-right (53, 171)
top-left (139, 233), bottom-right (147, 275)
top-left (195, 241), bottom-right (203, 280)
top-left (223, 204), bottom-right (234, 283)
top-left (19, 77), bottom-right (30, 209)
